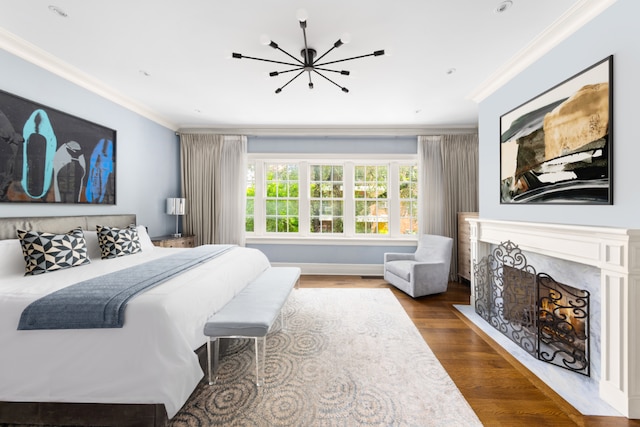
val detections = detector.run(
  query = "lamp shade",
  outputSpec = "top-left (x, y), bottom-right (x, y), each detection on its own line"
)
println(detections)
top-left (166, 198), bottom-right (186, 215)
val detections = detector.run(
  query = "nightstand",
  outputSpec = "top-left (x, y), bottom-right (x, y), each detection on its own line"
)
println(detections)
top-left (151, 235), bottom-right (196, 248)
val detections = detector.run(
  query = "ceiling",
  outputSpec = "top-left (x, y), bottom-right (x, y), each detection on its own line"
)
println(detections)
top-left (0, 0), bottom-right (614, 131)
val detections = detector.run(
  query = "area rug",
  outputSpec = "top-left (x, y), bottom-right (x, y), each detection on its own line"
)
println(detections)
top-left (170, 288), bottom-right (482, 426)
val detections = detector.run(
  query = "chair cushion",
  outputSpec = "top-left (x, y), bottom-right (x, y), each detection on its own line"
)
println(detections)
top-left (385, 260), bottom-right (413, 281)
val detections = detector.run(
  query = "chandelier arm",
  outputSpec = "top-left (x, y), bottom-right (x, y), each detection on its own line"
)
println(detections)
top-left (235, 54), bottom-right (300, 67)
top-left (277, 70), bottom-right (305, 93)
top-left (315, 67), bottom-right (350, 75)
top-left (301, 24), bottom-right (311, 64)
top-left (274, 46), bottom-right (305, 65)
top-left (312, 70), bottom-right (347, 91)
top-left (313, 45), bottom-right (337, 65)
top-left (307, 71), bottom-right (314, 89)
top-left (315, 52), bottom-right (380, 67)
top-left (271, 67), bottom-right (304, 76)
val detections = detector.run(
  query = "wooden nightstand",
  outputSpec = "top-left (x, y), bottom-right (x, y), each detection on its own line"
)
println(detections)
top-left (151, 235), bottom-right (196, 248)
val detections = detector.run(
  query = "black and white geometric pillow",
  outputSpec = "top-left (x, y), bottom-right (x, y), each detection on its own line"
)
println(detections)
top-left (96, 225), bottom-right (142, 259)
top-left (16, 228), bottom-right (91, 276)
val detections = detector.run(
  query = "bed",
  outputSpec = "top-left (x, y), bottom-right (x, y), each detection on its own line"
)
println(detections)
top-left (0, 214), bottom-right (271, 426)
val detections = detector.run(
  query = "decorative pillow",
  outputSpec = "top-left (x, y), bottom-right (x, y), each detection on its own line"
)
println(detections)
top-left (96, 225), bottom-right (142, 259)
top-left (17, 228), bottom-right (91, 276)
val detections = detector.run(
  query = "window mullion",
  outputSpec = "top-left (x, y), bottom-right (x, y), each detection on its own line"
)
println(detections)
top-left (343, 162), bottom-right (355, 237)
top-left (254, 160), bottom-right (266, 235)
top-left (389, 162), bottom-right (400, 237)
top-left (299, 161), bottom-right (310, 237)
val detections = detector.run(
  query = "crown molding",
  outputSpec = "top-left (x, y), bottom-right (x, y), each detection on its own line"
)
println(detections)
top-left (177, 125), bottom-right (478, 137)
top-left (0, 27), bottom-right (177, 130)
top-left (467, 0), bottom-right (617, 103)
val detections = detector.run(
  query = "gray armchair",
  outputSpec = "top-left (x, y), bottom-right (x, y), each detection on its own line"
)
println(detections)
top-left (384, 234), bottom-right (453, 298)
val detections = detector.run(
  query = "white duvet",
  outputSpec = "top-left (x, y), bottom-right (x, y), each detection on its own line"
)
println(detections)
top-left (0, 229), bottom-right (270, 418)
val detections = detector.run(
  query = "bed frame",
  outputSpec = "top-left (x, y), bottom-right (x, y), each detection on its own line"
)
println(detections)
top-left (0, 214), bottom-right (209, 427)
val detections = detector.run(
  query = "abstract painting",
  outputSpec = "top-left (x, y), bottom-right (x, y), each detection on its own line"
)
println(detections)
top-left (0, 90), bottom-right (116, 204)
top-left (500, 56), bottom-right (612, 204)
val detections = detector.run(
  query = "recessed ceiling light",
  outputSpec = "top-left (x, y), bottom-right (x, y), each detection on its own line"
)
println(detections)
top-left (495, 0), bottom-right (513, 14)
top-left (48, 5), bottom-right (68, 17)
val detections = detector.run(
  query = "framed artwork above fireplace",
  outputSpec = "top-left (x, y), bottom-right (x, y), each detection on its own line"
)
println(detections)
top-left (500, 55), bottom-right (613, 204)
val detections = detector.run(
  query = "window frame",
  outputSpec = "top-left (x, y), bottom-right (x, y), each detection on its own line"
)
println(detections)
top-left (247, 153), bottom-right (418, 245)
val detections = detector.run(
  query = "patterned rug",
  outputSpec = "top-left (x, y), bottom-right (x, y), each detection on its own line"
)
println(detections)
top-left (170, 288), bottom-right (482, 426)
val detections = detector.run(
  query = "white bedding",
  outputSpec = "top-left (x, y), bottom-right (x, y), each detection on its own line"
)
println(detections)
top-left (0, 228), bottom-right (271, 418)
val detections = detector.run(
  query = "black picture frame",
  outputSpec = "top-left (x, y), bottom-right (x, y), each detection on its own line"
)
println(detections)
top-left (0, 89), bottom-right (116, 204)
top-left (500, 56), bottom-right (613, 204)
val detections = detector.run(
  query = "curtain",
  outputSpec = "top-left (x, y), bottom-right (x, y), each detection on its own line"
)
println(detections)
top-left (418, 133), bottom-right (479, 280)
top-left (180, 133), bottom-right (247, 246)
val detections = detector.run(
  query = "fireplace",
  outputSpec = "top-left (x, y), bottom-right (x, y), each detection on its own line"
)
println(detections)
top-left (466, 218), bottom-right (640, 419)
top-left (474, 240), bottom-right (590, 376)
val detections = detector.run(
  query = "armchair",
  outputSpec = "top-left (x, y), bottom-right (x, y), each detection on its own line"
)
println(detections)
top-left (384, 234), bottom-right (453, 298)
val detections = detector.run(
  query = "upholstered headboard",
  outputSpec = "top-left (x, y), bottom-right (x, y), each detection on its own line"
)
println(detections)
top-left (0, 214), bottom-right (137, 240)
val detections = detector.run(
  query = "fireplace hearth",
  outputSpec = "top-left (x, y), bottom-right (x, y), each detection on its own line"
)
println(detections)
top-left (474, 240), bottom-right (590, 376)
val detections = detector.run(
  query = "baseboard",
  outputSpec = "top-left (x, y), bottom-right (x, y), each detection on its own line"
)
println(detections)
top-left (270, 262), bottom-right (384, 276)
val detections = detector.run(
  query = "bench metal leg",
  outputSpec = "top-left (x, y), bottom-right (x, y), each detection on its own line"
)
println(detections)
top-left (207, 338), bottom-right (220, 386)
top-left (254, 336), bottom-right (267, 386)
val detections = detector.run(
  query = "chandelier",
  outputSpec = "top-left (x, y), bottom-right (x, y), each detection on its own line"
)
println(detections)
top-left (232, 9), bottom-right (385, 94)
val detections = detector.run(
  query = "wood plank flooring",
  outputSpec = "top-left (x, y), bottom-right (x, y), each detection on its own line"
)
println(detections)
top-left (299, 275), bottom-right (640, 427)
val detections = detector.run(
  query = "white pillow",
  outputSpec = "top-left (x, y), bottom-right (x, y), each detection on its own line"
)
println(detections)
top-left (136, 225), bottom-right (155, 251)
top-left (0, 238), bottom-right (30, 277)
top-left (83, 230), bottom-right (102, 260)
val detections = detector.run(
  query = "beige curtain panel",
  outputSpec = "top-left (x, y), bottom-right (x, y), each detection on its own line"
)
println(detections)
top-left (418, 133), bottom-right (478, 280)
top-left (180, 133), bottom-right (247, 246)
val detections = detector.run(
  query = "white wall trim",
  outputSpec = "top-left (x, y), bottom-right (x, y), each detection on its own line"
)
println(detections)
top-left (467, 0), bottom-right (618, 103)
top-left (0, 27), bottom-right (177, 130)
top-left (271, 262), bottom-right (384, 276)
top-left (177, 126), bottom-right (478, 136)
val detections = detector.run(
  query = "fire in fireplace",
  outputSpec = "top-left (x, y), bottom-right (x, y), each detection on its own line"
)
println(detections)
top-left (474, 240), bottom-right (590, 376)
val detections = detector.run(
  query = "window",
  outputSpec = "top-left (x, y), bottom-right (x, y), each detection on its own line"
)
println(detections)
top-left (399, 165), bottom-right (418, 235)
top-left (245, 162), bottom-right (255, 232)
top-left (310, 165), bottom-right (344, 234)
top-left (354, 165), bottom-right (388, 235)
top-left (247, 156), bottom-right (417, 240)
top-left (265, 163), bottom-right (299, 233)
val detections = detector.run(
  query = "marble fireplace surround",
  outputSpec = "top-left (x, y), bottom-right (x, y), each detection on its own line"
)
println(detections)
top-left (467, 218), bottom-right (640, 419)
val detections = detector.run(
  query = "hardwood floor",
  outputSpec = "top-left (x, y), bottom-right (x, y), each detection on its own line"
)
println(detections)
top-left (299, 275), bottom-right (640, 427)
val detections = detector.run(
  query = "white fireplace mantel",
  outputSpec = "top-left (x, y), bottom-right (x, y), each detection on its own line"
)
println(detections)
top-left (467, 218), bottom-right (640, 419)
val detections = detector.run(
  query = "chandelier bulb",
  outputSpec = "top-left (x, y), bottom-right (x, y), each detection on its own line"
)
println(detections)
top-left (296, 8), bottom-right (308, 23)
top-left (340, 33), bottom-right (351, 44)
top-left (259, 34), bottom-right (271, 46)
top-left (309, 82), bottom-right (314, 89)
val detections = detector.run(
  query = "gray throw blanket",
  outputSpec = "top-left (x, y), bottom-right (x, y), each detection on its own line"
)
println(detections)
top-left (18, 244), bottom-right (234, 330)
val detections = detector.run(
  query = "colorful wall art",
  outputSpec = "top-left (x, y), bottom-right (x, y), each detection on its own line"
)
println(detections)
top-left (0, 90), bottom-right (116, 204)
top-left (500, 56), bottom-right (613, 204)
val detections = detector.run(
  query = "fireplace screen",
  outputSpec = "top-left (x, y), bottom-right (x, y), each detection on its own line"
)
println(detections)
top-left (474, 241), bottom-right (590, 376)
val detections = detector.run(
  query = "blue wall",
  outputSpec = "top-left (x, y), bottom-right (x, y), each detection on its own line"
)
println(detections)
top-left (478, 0), bottom-right (640, 228)
top-left (0, 49), bottom-right (180, 235)
top-left (247, 136), bottom-right (418, 266)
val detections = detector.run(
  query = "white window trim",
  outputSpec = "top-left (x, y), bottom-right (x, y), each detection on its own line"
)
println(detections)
top-left (247, 153), bottom-right (418, 244)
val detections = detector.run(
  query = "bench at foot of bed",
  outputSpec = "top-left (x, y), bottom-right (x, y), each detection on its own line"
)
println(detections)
top-left (203, 266), bottom-right (301, 386)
